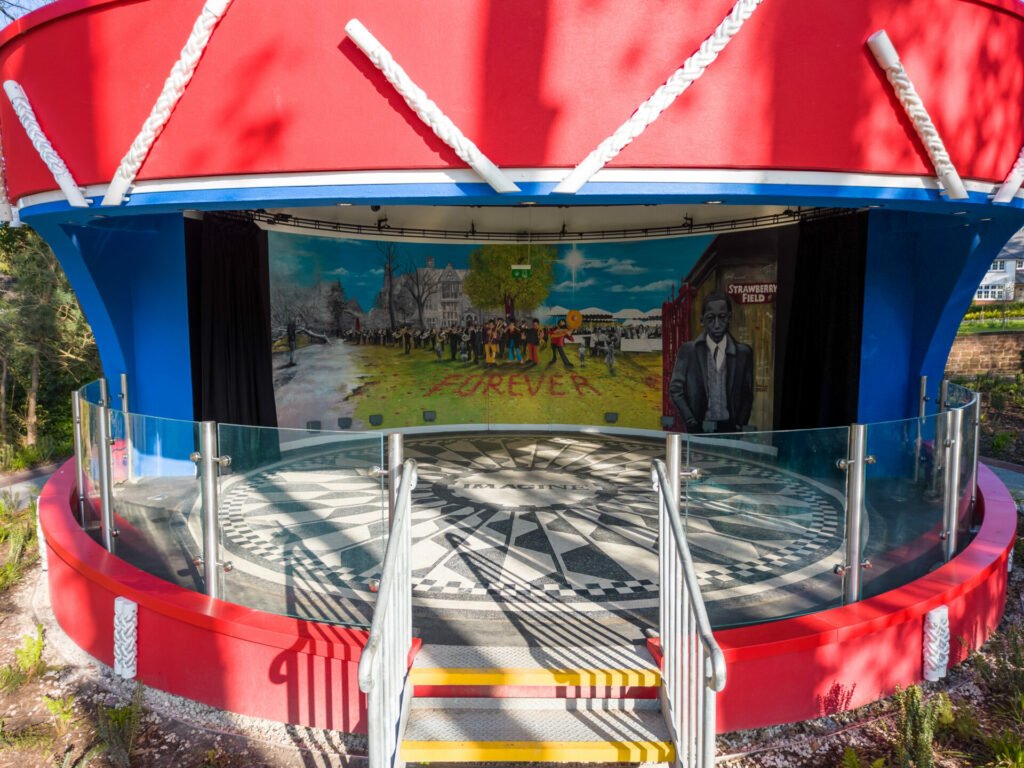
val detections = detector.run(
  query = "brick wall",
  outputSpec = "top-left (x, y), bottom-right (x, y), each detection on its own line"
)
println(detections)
top-left (945, 331), bottom-right (1024, 376)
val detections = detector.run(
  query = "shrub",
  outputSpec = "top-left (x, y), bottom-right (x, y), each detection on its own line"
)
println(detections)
top-left (43, 694), bottom-right (76, 735)
top-left (96, 683), bottom-right (145, 768)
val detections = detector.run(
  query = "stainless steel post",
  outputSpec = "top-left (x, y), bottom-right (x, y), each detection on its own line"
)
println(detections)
top-left (939, 379), bottom-right (950, 412)
top-left (98, 377), bottom-right (108, 407)
top-left (942, 408), bottom-right (963, 561)
top-left (666, 432), bottom-right (682, 510)
top-left (387, 432), bottom-right (403, 532)
top-left (71, 391), bottom-right (86, 527)
top-left (914, 375), bottom-right (928, 483)
top-left (841, 424), bottom-right (868, 603)
top-left (120, 372), bottom-right (135, 483)
top-left (198, 421), bottom-right (224, 599)
top-left (97, 404), bottom-right (116, 552)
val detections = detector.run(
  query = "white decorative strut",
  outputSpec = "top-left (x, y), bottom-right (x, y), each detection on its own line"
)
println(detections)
top-left (101, 0), bottom-right (234, 207)
top-left (553, 0), bottom-right (766, 195)
top-left (923, 605), bottom-right (950, 682)
top-left (3, 81), bottom-right (89, 208)
top-left (994, 144), bottom-right (1024, 204)
top-left (35, 513), bottom-right (47, 572)
top-left (345, 19), bottom-right (520, 195)
top-left (866, 31), bottom-right (968, 201)
top-left (1009, 546), bottom-right (1014, 574)
top-left (113, 596), bottom-right (139, 680)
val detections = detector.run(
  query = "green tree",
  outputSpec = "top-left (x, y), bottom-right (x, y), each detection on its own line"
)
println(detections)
top-left (462, 243), bottom-right (556, 319)
top-left (0, 226), bottom-right (98, 460)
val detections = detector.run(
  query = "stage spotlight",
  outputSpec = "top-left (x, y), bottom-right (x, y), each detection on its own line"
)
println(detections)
top-left (369, 414), bottom-right (383, 426)
top-left (660, 416), bottom-right (676, 430)
top-left (423, 410), bottom-right (437, 422)
top-left (604, 412), bottom-right (619, 423)
top-left (337, 417), bottom-right (353, 429)
top-left (370, 205), bottom-right (381, 212)
top-left (306, 420), bottom-right (321, 432)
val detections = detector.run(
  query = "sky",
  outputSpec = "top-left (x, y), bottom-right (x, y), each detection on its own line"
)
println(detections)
top-left (2, 0), bottom-right (53, 21)
top-left (268, 231), bottom-right (714, 315)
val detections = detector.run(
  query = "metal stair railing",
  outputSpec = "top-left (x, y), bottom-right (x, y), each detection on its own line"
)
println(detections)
top-left (359, 458), bottom-right (417, 768)
top-left (652, 457), bottom-right (726, 768)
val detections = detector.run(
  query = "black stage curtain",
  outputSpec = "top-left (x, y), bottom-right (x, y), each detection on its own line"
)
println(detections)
top-left (185, 215), bottom-right (279, 467)
top-left (775, 212), bottom-right (867, 430)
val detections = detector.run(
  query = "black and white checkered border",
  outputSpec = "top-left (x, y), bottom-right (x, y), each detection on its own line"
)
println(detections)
top-left (413, 577), bottom-right (657, 601)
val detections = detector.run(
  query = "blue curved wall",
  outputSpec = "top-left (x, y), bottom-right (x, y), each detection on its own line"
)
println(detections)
top-left (34, 214), bottom-right (193, 421)
top-left (859, 212), bottom-right (1021, 423)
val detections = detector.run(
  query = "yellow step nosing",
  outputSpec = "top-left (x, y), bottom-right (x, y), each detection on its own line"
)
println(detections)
top-left (401, 739), bottom-right (674, 763)
top-left (409, 667), bottom-right (661, 687)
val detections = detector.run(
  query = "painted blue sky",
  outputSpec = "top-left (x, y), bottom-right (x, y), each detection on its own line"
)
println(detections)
top-left (269, 231), bottom-right (714, 314)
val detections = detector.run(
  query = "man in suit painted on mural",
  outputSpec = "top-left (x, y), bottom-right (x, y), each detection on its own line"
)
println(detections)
top-left (669, 292), bottom-right (754, 434)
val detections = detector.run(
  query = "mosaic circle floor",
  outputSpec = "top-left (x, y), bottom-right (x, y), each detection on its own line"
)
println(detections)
top-left (215, 431), bottom-right (847, 624)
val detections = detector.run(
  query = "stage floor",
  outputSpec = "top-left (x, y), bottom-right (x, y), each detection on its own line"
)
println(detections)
top-left (163, 430), bottom-right (851, 644)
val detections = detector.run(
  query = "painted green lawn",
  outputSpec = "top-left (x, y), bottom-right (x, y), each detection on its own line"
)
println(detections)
top-left (350, 344), bottom-right (664, 430)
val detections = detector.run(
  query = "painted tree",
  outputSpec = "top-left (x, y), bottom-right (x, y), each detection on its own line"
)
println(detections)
top-left (462, 243), bottom-right (557, 320)
top-left (401, 256), bottom-right (441, 329)
top-left (377, 243), bottom-right (400, 331)
top-left (326, 279), bottom-right (348, 337)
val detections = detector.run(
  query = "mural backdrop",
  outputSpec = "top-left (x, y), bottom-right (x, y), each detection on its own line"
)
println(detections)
top-left (267, 229), bottom-right (785, 432)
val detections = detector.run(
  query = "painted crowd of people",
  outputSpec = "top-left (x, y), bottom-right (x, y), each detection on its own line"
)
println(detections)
top-left (346, 318), bottom-right (624, 375)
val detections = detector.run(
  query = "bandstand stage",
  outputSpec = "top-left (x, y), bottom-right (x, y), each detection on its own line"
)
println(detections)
top-left (3, 0), bottom-right (1023, 763)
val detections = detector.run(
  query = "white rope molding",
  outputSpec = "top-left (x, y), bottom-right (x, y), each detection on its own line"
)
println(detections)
top-left (113, 596), bottom-right (138, 679)
top-left (867, 31), bottom-right (968, 201)
top-left (101, 0), bottom-right (234, 207)
top-left (3, 81), bottom-right (89, 208)
top-left (993, 144), bottom-right (1024, 204)
top-left (553, 0), bottom-right (765, 195)
top-left (345, 19), bottom-right (520, 195)
top-left (923, 605), bottom-right (950, 682)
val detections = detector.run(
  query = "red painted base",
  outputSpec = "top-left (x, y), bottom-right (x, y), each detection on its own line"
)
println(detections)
top-left (39, 462), bottom-right (1015, 734)
top-left (650, 463), bottom-right (1016, 732)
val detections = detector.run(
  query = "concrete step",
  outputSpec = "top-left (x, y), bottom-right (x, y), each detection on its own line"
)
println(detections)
top-left (410, 644), bottom-right (660, 694)
top-left (402, 705), bottom-right (672, 764)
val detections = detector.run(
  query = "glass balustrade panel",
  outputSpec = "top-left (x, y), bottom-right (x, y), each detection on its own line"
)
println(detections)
top-left (860, 413), bottom-right (946, 600)
top-left (77, 396), bottom-right (103, 532)
top-left (956, 398), bottom-right (979, 551)
top-left (216, 423), bottom-right (385, 628)
top-left (944, 381), bottom-right (975, 410)
top-left (79, 379), bottom-right (106, 407)
top-left (681, 425), bottom-right (850, 628)
top-left (105, 409), bottom-right (201, 587)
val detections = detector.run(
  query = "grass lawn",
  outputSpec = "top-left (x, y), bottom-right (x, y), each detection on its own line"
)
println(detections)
top-left (957, 318), bottom-right (1024, 334)
top-left (349, 344), bottom-right (664, 430)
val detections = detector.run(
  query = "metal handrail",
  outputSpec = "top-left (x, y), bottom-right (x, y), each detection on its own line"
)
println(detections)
top-left (652, 458), bottom-right (726, 691)
top-left (358, 457), bottom-right (417, 694)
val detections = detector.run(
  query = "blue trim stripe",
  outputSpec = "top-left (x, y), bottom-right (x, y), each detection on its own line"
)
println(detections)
top-left (18, 178), bottom-right (1024, 222)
